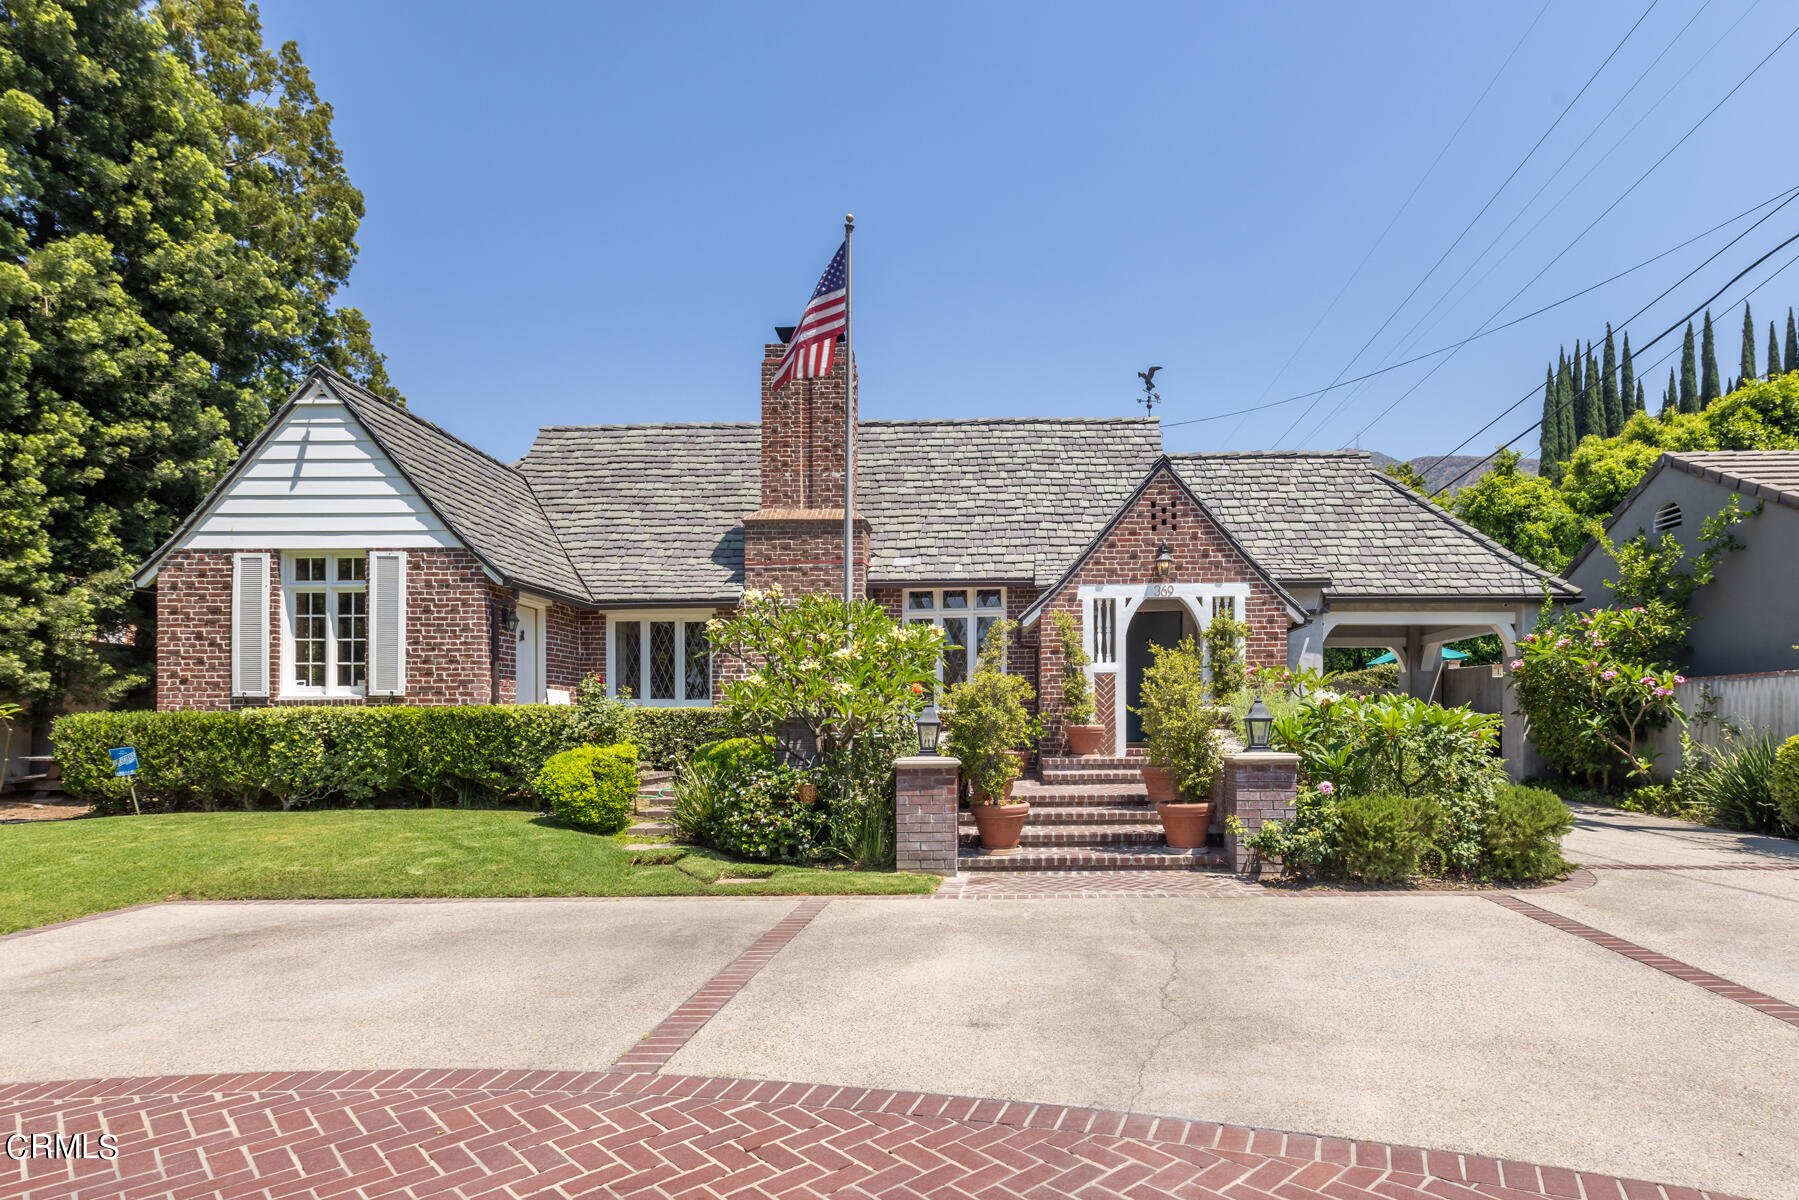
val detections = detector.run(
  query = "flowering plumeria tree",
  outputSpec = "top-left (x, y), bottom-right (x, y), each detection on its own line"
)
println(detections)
top-left (1510, 605), bottom-right (1686, 788)
top-left (706, 586), bottom-right (943, 764)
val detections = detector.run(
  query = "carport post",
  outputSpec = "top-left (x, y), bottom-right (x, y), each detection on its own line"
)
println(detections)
top-left (895, 756), bottom-right (961, 875)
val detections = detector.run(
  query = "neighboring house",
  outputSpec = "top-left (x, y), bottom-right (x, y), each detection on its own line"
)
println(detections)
top-left (1562, 451), bottom-right (1799, 676)
top-left (135, 340), bottom-right (1576, 763)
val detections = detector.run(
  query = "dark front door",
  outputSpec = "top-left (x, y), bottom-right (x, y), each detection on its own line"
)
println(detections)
top-left (1125, 609), bottom-right (1184, 744)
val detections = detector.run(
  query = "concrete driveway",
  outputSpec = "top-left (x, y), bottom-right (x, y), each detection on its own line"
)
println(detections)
top-left (1564, 801), bottom-right (1799, 865)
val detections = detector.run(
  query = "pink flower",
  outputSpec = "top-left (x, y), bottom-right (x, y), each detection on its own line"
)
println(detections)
top-left (1673, 675), bottom-right (1686, 684)
top-left (1639, 676), bottom-right (1657, 686)
top-left (1601, 669), bottom-right (1617, 680)
top-left (1633, 606), bottom-right (1646, 613)
top-left (1654, 687), bottom-right (1673, 697)
top-left (1509, 659), bottom-right (1524, 669)
top-left (1592, 639), bottom-right (1605, 647)
top-left (1317, 781), bottom-right (1334, 795)
top-left (1523, 633), bottom-right (1537, 642)
top-left (1555, 638), bottom-right (1571, 648)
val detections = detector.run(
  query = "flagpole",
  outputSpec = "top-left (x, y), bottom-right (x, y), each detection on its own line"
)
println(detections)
top-left (842, 213), bottom-right (856, 604)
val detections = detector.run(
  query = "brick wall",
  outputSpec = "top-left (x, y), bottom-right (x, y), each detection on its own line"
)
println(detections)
top-left (544, 604), bottom-right (605, 694)
top-left (742, 518), bottom-right (869, 598)
top-left (760, 343), bottom-right (855, 510)
top-left (1033, 470), bottom-right (1290, 754)
top-left (153, 547), bottom-right (499, 711)
top-left (894, 756), bottom-right (959, 874)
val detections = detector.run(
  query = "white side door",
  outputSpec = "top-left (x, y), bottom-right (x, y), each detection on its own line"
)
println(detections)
top-left (515, 605), bottom-right (541, 703)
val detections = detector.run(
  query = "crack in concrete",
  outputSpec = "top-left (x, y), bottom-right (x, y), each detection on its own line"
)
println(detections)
top-left (1123, 901), bottom-right (1189, 1114)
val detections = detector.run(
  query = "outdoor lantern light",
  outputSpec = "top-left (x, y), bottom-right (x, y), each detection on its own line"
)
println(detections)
top-left (1154, 541), bottom-right (1174, 580)
top-left (499, 605), bottom-right (519, 634)
top-left (1244, 697), bottom-right (1273, 751)
top-left (915, 701), bottom-right (942, 756)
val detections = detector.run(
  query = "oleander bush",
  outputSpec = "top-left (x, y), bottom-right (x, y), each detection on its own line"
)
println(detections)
top-left (535, 743), bottom-right (638, 832)
top-left (53, 704), bottom-right (730, 814)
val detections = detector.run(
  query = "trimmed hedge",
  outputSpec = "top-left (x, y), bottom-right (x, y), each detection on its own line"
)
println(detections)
top-left (1770, 734), bottom-right (1799, 836)
top-left (536, 744), bottom-right (638, 832)
top-left (1483, 786), bottom-right (1574, 880)
top-left (1335, 793), bottom-right (1439, 883)
top-left (53, 704), bottom-right (734, 814)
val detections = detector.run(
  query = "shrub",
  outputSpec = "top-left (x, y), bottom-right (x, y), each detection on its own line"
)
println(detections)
top-left (1132, 637), bottom-right (1226, 800)
top-left (1202, 611), bottom-right (1249, 703)
top-left (1691, 731), bottom-right (1784, 834)
top-left (1336, 793), bottom-right (1440, 883)
top-left (535, 743), bottom-right (638, 832)
top-left (625, 707), bottom-right (737, 770)
top-left (1775, 735), bottom-right (1799, 835)
top-left (943, 620), bottom-right (1036, 802)
top-left (702, 761), bottom-right (832, 863)
top-left (1049, 609), bottom-right (1096, 725)
top-left (1330, 663), bottom-right (1400, 695)
top-left (692, 737), bottom-right (772, 778)
top-left (1241, 785), bottom-right (1344, 877)
top-left (1483, 786), bottom-right (1573, 879)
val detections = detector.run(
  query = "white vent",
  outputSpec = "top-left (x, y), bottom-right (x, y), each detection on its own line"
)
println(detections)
top-left (369, 551), bottom-right (407, 695)
top-left (231, 553), bottom-right (270, 697)
top-left (1652, 502), bottom-right (1683, 534)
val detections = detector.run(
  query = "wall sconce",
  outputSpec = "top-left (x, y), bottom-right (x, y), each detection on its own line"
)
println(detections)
top-left (499, 605), bottom-right (519, 634)
top-left (1154, 541), bottom-right (1174, 581)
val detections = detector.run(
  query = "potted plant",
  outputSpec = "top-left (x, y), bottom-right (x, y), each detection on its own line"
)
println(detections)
top-left (945, 620), bottom-right (1038, 850)
top-left (1131, 637), bottom-right (1226, 848)
top-left (1050, 610), bottom-right (1105, 755)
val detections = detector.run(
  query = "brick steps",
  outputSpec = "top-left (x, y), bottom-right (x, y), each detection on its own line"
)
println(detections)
top-left (966, 804), bottom-right (1150, 826)
top-left (1011, 781), bottom-right (1148, 805)
top-left (1040, 767), bottom-right (1145, 785)
top-left (959, 846), bottom-right (1228, 871)
top-left (959, 822), bottom-right (1164, 848)
top-left (1038, 754), bottom-right (1145, 770)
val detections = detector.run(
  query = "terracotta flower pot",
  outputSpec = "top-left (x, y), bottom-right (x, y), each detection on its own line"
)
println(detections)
top-left (1065, 723), bottom-right (1106, 756)
top-left (1140, 764), bottom-right (1179, 806)
top-left (1156, 801), bottom-right (1213, 849)
top-left (971, 799), bottom-right (1030, 851)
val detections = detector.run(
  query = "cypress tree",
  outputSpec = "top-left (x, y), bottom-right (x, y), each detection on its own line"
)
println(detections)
top-left (1556, 352), bottom-right (1575, 445)
top-left (1539, 365), bottom-right (1559, 471)
top-left (1741, 303), bottom-right (1757, 386)
top-left (1602, 324), bottom-right (1621, 435)
top-left (1787, 307), bottom-right (1797, 374)
top-left (1620, 332), bottom-right (1635, 420)
top-left (1663, 366), bottom-right (1679, 417)
top-left (1680, 322), bottom-right (1699, 412)
top-left (1701, 310), bottom-right (1721, 407)
top-left (1579, 344), bottom-right (1604, 442)
top-left (1772, 322), bottom-right (1783, 380)
top-left (1636, 379), bottom-right (1646, 412)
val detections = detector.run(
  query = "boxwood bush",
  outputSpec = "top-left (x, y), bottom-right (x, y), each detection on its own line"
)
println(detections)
top-left (1335, 794), bottom-right (1440, 883)
top-left (535, 743), bottom-right (638, 832)
top-left (53, 704), bottom-right (733, 814)
top-left (1483, 786), bottom-right (1574, 880)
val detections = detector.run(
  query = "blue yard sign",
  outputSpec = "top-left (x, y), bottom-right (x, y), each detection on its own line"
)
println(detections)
top-left (109, 746), bottom-right (139, 778)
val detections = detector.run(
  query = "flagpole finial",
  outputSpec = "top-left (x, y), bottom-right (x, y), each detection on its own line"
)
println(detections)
top-left (845, 213), bottom-right (854, 226)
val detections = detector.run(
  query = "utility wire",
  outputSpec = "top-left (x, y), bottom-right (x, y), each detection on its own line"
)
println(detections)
top-left (1352, 17), bottom-right (1799, 449)
top-left (1272, 0), bottom-right (1665, 447)
top-left (1160, 184), bottom-right (1798, 430)
top-left (1428, 231), bottom-right (1799, 495)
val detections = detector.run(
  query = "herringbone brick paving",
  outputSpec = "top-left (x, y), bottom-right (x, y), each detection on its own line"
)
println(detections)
top-left (0, 1070), bottom-right (1750, 1200)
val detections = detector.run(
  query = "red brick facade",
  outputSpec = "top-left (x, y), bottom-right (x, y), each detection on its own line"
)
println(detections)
top-left (759, 343), bottom-right (855, 511)
top-left (1032, 469), bottom-right (1291, 754)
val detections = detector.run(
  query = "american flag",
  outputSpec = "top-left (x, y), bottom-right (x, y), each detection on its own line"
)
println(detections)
top-left (770, 241), bottom-right (848, 392)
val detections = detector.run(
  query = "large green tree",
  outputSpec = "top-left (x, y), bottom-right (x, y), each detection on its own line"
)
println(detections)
top-left (1741, 303), bottom-right (1757, 384)
top-left (1679, 321), bottom-right (1698, 413)
top-left (1700, 310), bottom-right (1721, 407)
top-left (1538, 364), bottom-right (1560, 472)
top-left (1601, 324), bottom-right (1621, 436)
top-left (1770, 321), bottom-right (1782, 380)
top-left (1619, 331), bottom-right (1635, 417)
top-left (1447, 449), bottom-right (1590, 572)
top-left (0, 0), bottom-right (394, 713)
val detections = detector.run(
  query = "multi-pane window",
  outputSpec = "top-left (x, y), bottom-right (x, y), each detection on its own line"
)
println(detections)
top-left (284, 554), bottom-right (367, 695)
top-left (906, 588), bottom-right (1006, 686)
top-left (610, 614), bottom-right (711, 705)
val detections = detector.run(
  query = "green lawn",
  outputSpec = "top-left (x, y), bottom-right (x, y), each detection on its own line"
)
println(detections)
top-left (0, 809), bottom-right (938, 935)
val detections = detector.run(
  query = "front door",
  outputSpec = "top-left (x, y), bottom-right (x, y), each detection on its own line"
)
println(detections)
top-left (515, 605), bottom-right (540, 703)
top-left (1124, 609), bottom-right (1184, 744)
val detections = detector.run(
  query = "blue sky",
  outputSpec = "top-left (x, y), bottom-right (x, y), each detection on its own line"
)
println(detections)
top-left (257, 0), bottom-right (1799, 465)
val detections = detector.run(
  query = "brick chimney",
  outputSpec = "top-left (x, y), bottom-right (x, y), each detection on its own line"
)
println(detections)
top-left (744, 337), bottom-right (870, 597)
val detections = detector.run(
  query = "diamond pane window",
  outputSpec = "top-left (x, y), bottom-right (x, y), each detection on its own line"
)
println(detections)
top-left (942, 616), bottom-right (969, 686)
top-left (294, 592), bottom-right (327, 687)
top-left (941, 590), bottom-right (968, 609)
top-left (976, 589), bottom-right (1003, 610)
top-left (617, 621), bottom-right (641, 698)
top-left (975, 615), bottom-right (1001, 669)
top-left (335, 591), bottom-right (367, 687)
top-left (684, 621), bottom-right (709, 701)
top-left (649, 621), bottom-right (676, 700)
top-left (907, 591), bottom-right (935, 611)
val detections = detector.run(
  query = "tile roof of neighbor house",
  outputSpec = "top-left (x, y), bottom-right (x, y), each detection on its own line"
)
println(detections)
top-left (1170, 451), bottom-right (1577, 601)
top-left (1561, 449), bottom-right (1799, 576)
top-left (520, 423), bottom-right (760, 604)
top-left (319, 370), bottom-right (590, 603)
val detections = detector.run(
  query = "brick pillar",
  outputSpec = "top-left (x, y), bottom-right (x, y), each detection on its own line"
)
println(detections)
top-left (895, 755), bottom-right (960, 875)
top-left (1221, 751), bottom-right (1299, 878)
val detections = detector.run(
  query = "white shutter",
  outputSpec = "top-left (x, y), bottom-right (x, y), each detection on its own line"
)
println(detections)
top-left (369, 551), bottom-right (406, 696)
top-left (231, 553), bottom-right (270, 697)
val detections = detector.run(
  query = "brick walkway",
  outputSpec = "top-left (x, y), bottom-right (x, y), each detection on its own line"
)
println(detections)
top-left (0, 1069), bottom-right (1750, 1200)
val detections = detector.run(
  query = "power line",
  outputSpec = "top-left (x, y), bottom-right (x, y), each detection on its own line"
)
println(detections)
top-left (1428, 230), bottom-right (1799, 496)
top-left (1271, 0), bottom-right (1665, 447)
top-left (1346, 20), bottom-right (1799, 447)
top-left (1160, 185), bottom-right (1798, 430)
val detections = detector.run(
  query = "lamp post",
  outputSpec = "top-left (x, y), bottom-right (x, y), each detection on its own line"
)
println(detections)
top-left (915, 701), bottom-right (942, 756)
top-left (1244, 697), bottom-right (1273, 751)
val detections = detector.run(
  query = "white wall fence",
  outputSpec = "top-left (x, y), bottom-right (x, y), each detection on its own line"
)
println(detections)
top-left (1441, 664), bottom-right (1799, 781)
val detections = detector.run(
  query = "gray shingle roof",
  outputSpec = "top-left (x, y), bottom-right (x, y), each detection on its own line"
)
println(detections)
top-left (1171, 451), bottom-right (1576, 601)
top-left (858, 419), bottom-right (1163, 582)
top-left (519, 423), bottom-right (759, 603)
top-left (320, 370), bottom-right (589, 603)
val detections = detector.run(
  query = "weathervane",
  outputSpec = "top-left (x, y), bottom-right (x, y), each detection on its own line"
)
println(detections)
top-left (1137, 365), bottom-right (1162, 414)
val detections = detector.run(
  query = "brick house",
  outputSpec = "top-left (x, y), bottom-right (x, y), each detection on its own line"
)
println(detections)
top-left (135, 341), bottom-right (1577, 763)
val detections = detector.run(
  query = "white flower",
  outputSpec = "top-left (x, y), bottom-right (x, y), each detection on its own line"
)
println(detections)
top-left (831, 645), bottom-right (854, 659)
top-left (745, 672), bottom-right (765, 687)
top-left (1312, 689), bottom-right (1341, 707)
top-left (833, 682), bottom-right (853, 695)
top-left (801, 658), bottom-right (820, 672)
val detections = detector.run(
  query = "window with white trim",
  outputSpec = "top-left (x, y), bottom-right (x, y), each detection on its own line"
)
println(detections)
top-left (282, 554), bottom-right (368, 696)
top-left (905, 588), bottom-right (1006, 685)
top-left (607, 612), bottom-right (712, 705)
